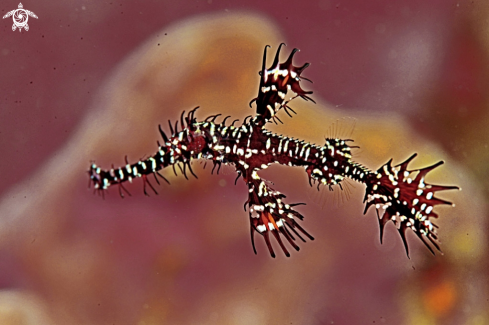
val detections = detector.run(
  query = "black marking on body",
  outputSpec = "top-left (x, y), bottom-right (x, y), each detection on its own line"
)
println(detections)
top-left (89, 45), bottom-right (458, 258)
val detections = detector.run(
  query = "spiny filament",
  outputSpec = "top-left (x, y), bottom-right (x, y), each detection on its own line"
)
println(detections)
top-left (89, 44), bottom-right (458, 258)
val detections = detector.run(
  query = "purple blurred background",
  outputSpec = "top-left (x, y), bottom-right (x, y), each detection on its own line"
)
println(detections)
top-left (3, 0), bottom-right (486, 196)
top-left (1, 1), bottom-right (488, 324)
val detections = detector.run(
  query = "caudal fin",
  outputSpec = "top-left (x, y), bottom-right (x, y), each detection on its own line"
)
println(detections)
top-left (363, 154), bottom-right (459, 257)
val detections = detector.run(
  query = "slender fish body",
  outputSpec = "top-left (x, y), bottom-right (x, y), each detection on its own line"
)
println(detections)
top-left (89, 45), bottom-right (458, 258)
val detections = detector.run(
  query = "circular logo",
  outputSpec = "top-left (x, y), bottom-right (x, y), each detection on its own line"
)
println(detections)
top-left (13, 9), bottom-right (28, 28)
